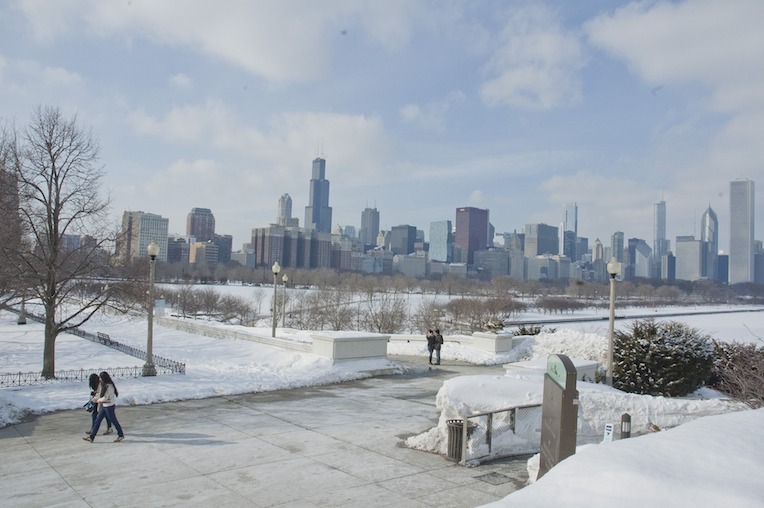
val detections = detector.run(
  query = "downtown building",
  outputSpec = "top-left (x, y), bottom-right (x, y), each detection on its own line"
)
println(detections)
top-left (729, 179), bottom-right (755, 284)
top-left (186, 207), bottom-right (215, 242)
top-left (117, 211), bottom-right (169, 262)
top-left (304, 158), bottom-right (332, 234)
top-left (359, 207), bottom-right (380, 252)
top-left (455, 207), bottom-right (489, 264)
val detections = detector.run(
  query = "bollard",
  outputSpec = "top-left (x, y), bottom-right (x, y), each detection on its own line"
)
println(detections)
top-left (621, 413), bottom-right (631, 439)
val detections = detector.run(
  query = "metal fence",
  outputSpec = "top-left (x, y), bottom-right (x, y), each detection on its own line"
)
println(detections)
top-left (2, 307), bottom-right (186, 387)
top-left (458, 403), bottom-right (543, 465)
top-left (0, 365), bottom-right (179, 388)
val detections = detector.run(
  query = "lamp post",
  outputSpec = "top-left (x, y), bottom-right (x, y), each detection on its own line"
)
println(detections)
top-left (281, 273), bottom-right (288, 327)
top-left (143, 240), bottom-right (160, 377)
top-left (606, 256), bottom-right (621, 386)
top-left (271, 261), bottom-right (280, 338)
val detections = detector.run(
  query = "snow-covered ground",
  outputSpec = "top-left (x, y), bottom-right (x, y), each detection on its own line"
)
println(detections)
top-left (1, 300), bottom-right (763, 507)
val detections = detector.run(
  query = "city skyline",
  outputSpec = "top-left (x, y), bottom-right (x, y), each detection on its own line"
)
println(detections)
top-left (1, 2), bottom-right (762, 252)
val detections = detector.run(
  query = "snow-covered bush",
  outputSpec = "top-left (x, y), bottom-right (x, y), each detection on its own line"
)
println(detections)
top-left (614, 320), bottom-right (714, 397)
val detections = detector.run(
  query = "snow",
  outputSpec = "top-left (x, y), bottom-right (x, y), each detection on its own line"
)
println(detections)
top-left (1, 301), bottom-right (763, 507)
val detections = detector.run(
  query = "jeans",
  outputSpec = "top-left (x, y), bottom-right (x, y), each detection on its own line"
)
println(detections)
top-left (428, 346), bottom-right (434, 363)
top-left (90, 405), bottom-right (123, 439)
top-left (435, 348), bottom-right (441, 364)
top-left (91, 406), bottom-right (112, 432)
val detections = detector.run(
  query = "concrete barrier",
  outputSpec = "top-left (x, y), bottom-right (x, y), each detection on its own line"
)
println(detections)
top-left (155, 317), bottom-right (392, 366)
top-left (470, 331), bottom-right (516, 353)
top-left (311, 331), bottom-right (390, 362)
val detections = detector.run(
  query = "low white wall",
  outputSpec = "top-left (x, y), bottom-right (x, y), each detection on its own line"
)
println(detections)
top-left (470, 331), bottom-right (515, 353)
top-left (155, 316), bottom-right (391, 364)
top-left (311, 331), bottom-right (390, 362)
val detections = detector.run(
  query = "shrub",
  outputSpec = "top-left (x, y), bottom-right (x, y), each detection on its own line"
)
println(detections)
top-left (512, 325), bottom-right (556, 336)
top-left (613, 320), bottom-right (714, 397)
top-left (711, 341), bottom-right (764, 409)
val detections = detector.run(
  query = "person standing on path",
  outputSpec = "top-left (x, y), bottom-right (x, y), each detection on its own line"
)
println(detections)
top-left (85, 373), bottom-right (112, 436)
top-left (426, 329), bottom-right (437, 365)
top-left (434, 329), bottom-right (444, 365)
top-left (83, 371), bottom-right (124, 443)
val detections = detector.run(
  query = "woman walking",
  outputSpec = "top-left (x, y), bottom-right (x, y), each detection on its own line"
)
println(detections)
top-left (83, 371), bottom-right (124, 443)
top-left (85, 373), bottom-right (113, 436)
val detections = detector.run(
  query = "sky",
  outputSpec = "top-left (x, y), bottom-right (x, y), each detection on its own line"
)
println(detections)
top-left (1, 0), bottom-right (763, 253)
top-left (1, 301), bottom-right (763, 506)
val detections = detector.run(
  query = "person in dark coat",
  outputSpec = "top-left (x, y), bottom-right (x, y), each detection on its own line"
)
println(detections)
top-left (426, 329), bottom-right (437, 365)
top-left (434, 329), bottom-right (444, 365)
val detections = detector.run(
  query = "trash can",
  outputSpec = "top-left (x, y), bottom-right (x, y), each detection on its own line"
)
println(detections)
top-left (446, 419), bottom-right (476, 462)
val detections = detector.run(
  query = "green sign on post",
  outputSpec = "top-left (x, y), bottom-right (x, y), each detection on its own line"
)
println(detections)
top-left (538, 354), bottom-right (579, 479)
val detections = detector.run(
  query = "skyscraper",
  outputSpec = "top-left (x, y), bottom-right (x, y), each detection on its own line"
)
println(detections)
top-left (455, 206), bottom-right (489, 264)
top-left (304, 157), bottom-right (332, 233)
top-left (561, 203), bottom-right (578, 261)
top-left (359, 207), bottom-right (380, 251)
top-left (389, 225), bottom-right (416, 255)
top-left (611, 231), bottom-right (625, 263)
top-left (652, 200), bottom-right (670, 279)
top-left (277, 193), bottom-right (299, 227)
top-left (701, 206), bottom-right (718, 280)
top-left (118, 211), bottom-right (169, 262)
top-left (729, 179), bottom-right (755, 284)
top-left (524, 223), bottom-right (558, 257)
top-left (186, 207), bottom-right (215, 242)
top-left (429, 220), bottom-right (453, 263)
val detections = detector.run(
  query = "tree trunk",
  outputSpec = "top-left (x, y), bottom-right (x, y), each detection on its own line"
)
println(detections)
top-left (42, 309), bottom-right (57, 378)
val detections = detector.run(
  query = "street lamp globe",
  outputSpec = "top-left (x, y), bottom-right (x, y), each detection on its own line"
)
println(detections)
top-left (147, 240), bottom-right (160, 259)
top-left (607, 257), bottom-right (621, 278)
top-left (272, 261), bottom-right (281, 276)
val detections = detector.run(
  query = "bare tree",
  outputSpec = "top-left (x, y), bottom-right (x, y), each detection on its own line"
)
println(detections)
top-left (0, 106), bottom-right (114, 378)
top-left (361, 291), bottom-right (408, 334)
top-left (318, 288), bottom-right (355, 331)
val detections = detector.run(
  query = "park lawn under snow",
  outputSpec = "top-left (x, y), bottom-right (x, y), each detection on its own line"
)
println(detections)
top-left (1, 302), bottom-right (763, 507)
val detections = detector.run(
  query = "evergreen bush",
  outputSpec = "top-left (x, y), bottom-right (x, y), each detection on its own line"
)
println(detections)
top-left (613, 319), bottom-right (714, 397)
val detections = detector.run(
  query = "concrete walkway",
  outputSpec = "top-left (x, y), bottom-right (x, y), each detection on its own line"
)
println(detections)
top-left (0, 359), bottom-right (529, 507)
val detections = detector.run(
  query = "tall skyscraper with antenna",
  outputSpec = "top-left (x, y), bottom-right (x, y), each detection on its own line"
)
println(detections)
top-left (304, 157), bottom-right (332, 234)
top-left (653, 200), bottom-right (669, 278)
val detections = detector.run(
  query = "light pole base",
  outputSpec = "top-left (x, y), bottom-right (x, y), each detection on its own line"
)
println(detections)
top-left (142, 363), bottom-right (157, 377)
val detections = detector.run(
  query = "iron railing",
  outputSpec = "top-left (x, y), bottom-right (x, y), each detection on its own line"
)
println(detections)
top-left (2, 307), bottom-right (186, 386)
top-left (457, 403), bottom-right (543, 465)
top-left (0, 365), bottom-right (180, 387)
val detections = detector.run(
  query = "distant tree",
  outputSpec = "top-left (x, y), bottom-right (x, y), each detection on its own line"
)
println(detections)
top-left (0, 106), bottom-right (114, 378)
top-left (361, 291), bottom-right (407, 334)
top-left (711, 340), bottom-right (764, 409)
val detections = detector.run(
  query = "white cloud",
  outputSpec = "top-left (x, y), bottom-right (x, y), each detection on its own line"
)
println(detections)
top-left (585, 0), bottom-right (764, 114)
top-left (143, 158), bottom-right (222, 200)
top-left (127, 99), bottom-right (239, 144)
top-left (480, 4), bottom-right (585, 110)
top-left (16, 0), bottom-right (422, 84)
top-left (169, 73), bottom-right (192, 89)
top-left (399, 90), bottom-right (465, 133)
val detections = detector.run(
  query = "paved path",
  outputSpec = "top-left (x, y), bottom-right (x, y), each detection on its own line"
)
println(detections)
top-left (1, 359), bottom-right (529, 507)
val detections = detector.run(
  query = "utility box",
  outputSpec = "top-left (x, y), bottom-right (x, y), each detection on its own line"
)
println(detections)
top-left (538, 354), bottom-right (579, 479)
